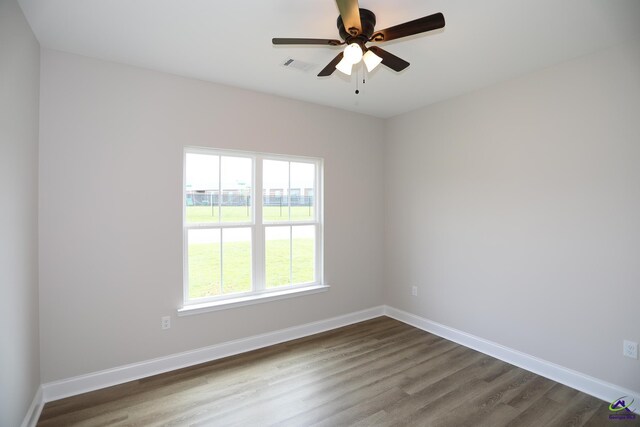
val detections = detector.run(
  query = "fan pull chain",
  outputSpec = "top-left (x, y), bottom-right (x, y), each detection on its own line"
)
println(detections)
top-left (355, 67), bottom-right (359, 95)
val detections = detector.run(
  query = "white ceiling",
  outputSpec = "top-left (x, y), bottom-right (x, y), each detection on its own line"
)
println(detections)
top-left (18, 0), bottom-right (640, 118)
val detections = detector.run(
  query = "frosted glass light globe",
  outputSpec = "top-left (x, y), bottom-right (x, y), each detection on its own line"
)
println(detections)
top-left (363, 50), bottom-right (382, 72)
top-left (335, 57), bottom-right (353, 75)
top-left (343, 43), bottom-right (363, 64)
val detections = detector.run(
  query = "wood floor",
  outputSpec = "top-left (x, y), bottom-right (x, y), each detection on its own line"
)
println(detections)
top-left (38, 317), bottom-right (634, 426)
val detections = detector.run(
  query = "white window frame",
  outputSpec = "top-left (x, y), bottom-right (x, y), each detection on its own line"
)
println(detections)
top-left (180, 147), bottom-right (326, 315)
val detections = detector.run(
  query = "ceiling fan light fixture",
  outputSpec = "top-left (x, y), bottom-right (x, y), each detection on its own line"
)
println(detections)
top-left (335, 56), bottom-right (353, 75)
top-left (363, 49), bottom-right (382, 72)
top-left (343, 42), bottom-right (363, 64)
top-left (273, 2), bottom-right (445, 78)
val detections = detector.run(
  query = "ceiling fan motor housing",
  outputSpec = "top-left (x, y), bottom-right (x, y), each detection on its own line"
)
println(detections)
top-left (338, 8), bottom-right (376, 45)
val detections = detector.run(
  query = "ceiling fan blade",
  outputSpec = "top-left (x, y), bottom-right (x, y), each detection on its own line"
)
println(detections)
top-left (335, 0), bottom-right (361, 35)
top-left (273, 38), bottom-right (342, 46)
top-left (318, 52), bottom-right (344, 77)
top-left (367, 46), bottom-right (409, 72)
top-left (370, 13), bottom-right (445, 42)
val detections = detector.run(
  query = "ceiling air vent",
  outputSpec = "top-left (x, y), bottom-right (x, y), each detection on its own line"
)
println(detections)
top-left (282, 58), bottom-right (315, 72)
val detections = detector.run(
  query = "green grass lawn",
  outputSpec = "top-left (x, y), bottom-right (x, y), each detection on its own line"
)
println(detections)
top-left (266, 237), bottom-right (315, 288)
top-left (186, 205), bottom-right (315, 223)
top-left (188, 238), bottom-right (314, 299)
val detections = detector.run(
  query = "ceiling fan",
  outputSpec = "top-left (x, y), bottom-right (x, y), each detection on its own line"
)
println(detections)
top-left (272, 0), bottom-right (445, 77)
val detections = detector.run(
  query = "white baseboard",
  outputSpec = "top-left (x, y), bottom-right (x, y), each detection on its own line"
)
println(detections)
top-left (21, 386), bottom-right (43, 427)
top-left (42, 306), bottom-right (385, 402)
top-left (384, 305), bottom-right (640, 415)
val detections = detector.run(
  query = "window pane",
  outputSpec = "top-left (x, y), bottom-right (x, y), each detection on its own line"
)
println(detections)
top-left (185, 154), bottom-right (220, 224)
top-left (290, 162), bottom-right (315, 221)
top-left (188, 229), bottom-right (221, 299)
top-left (263, 160), bottom-right (289, 222)
top-left (292, 225), bottom-right (315, 284)
top-left (222, 228), bottom-right (252, 294)
top-left (265, 226), bottom-right (290, 288)
top-left (221, 156), bottom-right (252, 223)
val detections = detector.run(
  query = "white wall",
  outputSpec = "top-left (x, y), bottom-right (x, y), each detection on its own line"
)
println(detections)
top-left (0, 0), bottom-right (41, 425)
top-left (38, 50), bottom-right (386, 382)
top-left (385, 40), bottom-right (640, 392)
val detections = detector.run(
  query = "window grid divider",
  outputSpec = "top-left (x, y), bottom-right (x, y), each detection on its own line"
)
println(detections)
top-left (217, 157), bottom-right (222, 221)
top-left (219, 230), bottom-right (224, 295)
top-left (253, 156), bottom-right (265, 292)
top-left (289, 226), bottom-right (293, 286)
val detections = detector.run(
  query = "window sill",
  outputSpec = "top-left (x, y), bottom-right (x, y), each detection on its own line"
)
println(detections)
top-left (177, 284), bottom-right (330, 316)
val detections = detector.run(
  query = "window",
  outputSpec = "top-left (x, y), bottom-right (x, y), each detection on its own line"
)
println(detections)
top-left (182, 148), bottom-right (324, 311)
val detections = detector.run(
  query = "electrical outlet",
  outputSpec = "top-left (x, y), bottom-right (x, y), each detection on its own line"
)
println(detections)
top-left (161, 316), bottom-right (171, 330)
top-left (412, 286), bottom-right (418, 297)
top-left (623, 340), bottom-right (638, 359)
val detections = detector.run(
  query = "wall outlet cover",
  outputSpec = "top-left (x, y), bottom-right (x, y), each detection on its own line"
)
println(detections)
top-left (623, 340), bottom-right (638, 359)
top-left (161, 316), bottom-right (171, 330)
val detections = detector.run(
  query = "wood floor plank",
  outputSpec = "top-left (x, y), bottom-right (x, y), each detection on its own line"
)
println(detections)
top-left (427, 369), bottom-right (536, 427)
top-left (311, 388), bottom-right (408, 427)
top-left (505, 395), bottom-right (567, 427)
top-left (504, 375), bottom-right (556, 412)
top-left (544, 392), bottom-right (610, 427)
top-left (37, 317), bottom-right (619, 427)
